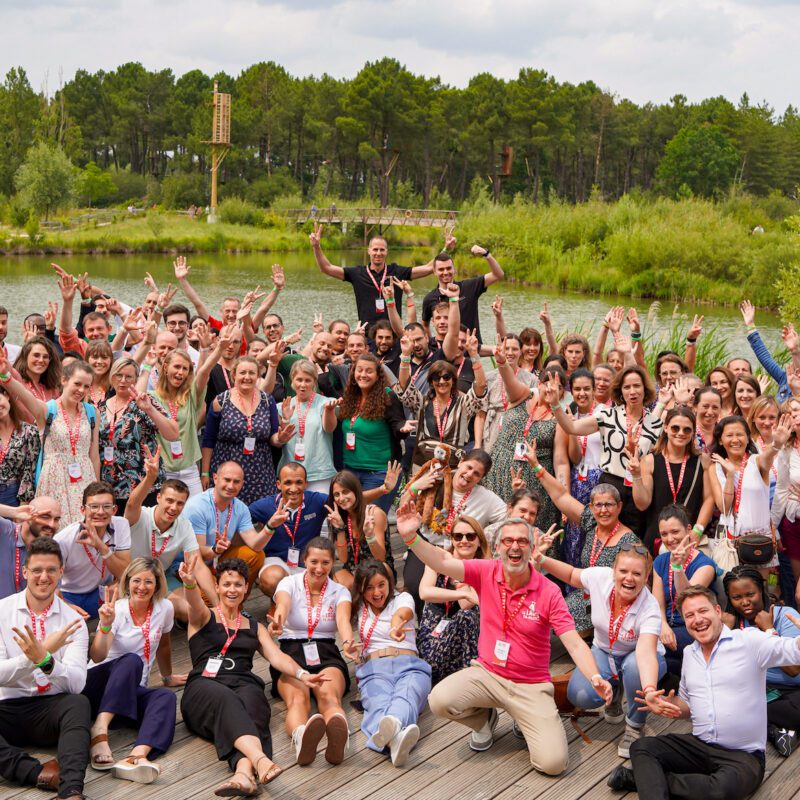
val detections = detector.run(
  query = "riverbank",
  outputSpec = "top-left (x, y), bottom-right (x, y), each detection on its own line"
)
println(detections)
top-left (3, 195), bottom-right (796, 308)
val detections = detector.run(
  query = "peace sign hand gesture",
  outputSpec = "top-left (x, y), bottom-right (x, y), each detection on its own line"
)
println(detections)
top-left (309, 222), bottom-right (324, 248)
top-left (324, 503), bottom-right (345, 531)
top-left (510, 465), bottom-right (525, 492)
top-left (268, 496), bottom-right (290, 530)
top-left (98, 584), bottom-right (118, 629)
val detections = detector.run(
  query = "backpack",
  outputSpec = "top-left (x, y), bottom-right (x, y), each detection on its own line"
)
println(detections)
top-left (34, 399), bottom-right (97, 487)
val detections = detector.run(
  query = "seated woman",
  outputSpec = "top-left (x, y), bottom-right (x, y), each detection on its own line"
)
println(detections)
top-left (267, 537), bottom-right (352, 766)
top-left (485, 487), bottom-right (542, 551)
top-left (343, 559), bottom-right (432, 768)
top-left (178, 556), bottom-right (327, 797)
top-left (651, 505), bottom-right (717, 677)
top-left (86, 558), bottom-right (185, 783)
top-left (418, 515), bottom-right (487, 685)
top-left (522, 440), bottom-right (640, 631)
top-left (536, 541), bottom-right (666, 759)
top-left (723, 565), bottom-right (800, 757)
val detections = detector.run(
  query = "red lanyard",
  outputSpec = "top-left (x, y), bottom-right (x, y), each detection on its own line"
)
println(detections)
top-left (433, 397), bottom-right (452, 441)
top-left (664, 453), bottom-right (689, 503)
top-left (283, 501), bottom-right (303, 546)
top-left (304, 573), bottom-right (328, 639)
top-left (578, 404), bottom-right (596, 460)
top-left (14, 526), bottom-right (23, 592)
top-left (106, 399), bottom-right (133, 445)
top-left (607, 589), bottom-right (633, 655)
top-left (410, 354), bottom-right (431, 384)
top-left (167, 401), bottom-right (179, 422)
top-left (0, 433), bottom-right (11, 466)
top-left (236, 389), bottom-right (258, 433)
top-left (446, 488), bottom-right (473, 534)
top-left (29, 602), bottom-right (53, 641)
top-left (734, 454), bottom-right (749, 515)
top-left (215, 607), bottom-right (242, 656)
top-left (347, 516), bottom-right (361, 565)
top-left (499, 585), bottom-right (529, 636)
top-left (588, 521), bottom-right (620, 567)
top-left (296, 394), bottom-right (315, 438)
top-left (89, 386), bottom-right (104, 406)
top-left (443, 575), bottom-right (453, 616)
top-left (210, 494), bottom-right (234, 543)
top-left (668, 549), bottom-right (696, 621)
top-left (349, 400), bottom-right (362, 431)
top-left (759, 437), bottom-right (778, 480)
top-left (58, 399), bottom-right (81, 458)
top-left (366, 265), bottom-right (388, 297)
top-left (151, 525), bottom-right (171, 558)
top-left (222, 367), bottom-right (231, 390)
top-left (131, 603), bottom-right (154, 664)
top-left (359, 603), bottom-right (382, 652)
top-left (82, 538), bottom-right (107, 581)
top-left (26, 381), bottom-right (46, 402)
top-left (523, 399), bottom-right (549, 439)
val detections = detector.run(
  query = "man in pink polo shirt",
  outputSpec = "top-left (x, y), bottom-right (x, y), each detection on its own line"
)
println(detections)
top-left (395, 500), bottom-right (612, 775)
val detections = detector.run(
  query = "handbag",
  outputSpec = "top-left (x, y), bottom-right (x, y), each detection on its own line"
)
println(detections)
top-left (735, 529), bottom-right (775, 566)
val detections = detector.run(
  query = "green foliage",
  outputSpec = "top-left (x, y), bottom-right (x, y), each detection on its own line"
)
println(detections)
top-left (161, 173), bottom-right (206, 209)
top-left (218, 197), bottom-right (264, 226)
top-left (14, 142), bottom-right (76, 220)
top-left (146, 212), bottom-right (166, 239)
top-left (108, 169), bottom-right (148, 205)
top-left (245, 171), bottom-right (299, 207)
top-left (24, 210), bottom-right (40, 242)
top-left (78, 162), bottom-right (116, 207)
top-left (7, 197), bottom-right (29, 228)
top-left (656, 125), bottom-right (740, 198)
top-left (0, 68), bottom-right (39, 196)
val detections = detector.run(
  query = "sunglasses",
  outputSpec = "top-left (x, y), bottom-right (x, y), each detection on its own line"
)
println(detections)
top-left (668, 425), bottom-right (694, 434)
top-left (431, 374), bottom-right (453, 383)
top-left (451, 531), bottom-right (478, 543)
top-left (619, 542), bottom-right (649, 556)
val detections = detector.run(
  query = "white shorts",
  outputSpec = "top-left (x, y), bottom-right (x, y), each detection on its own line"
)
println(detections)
top-left (258, 557), bottom-right (304, 579)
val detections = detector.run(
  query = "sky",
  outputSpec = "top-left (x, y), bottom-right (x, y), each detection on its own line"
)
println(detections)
top-left (2, 0), bottom-right (799, 113)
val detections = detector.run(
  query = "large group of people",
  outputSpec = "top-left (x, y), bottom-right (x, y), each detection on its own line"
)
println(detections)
top-left (1, 230), bottom-right (800, 800)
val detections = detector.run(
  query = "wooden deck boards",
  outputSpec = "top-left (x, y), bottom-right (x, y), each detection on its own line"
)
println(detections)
top-left (3, 540), bottom-right (800, 799)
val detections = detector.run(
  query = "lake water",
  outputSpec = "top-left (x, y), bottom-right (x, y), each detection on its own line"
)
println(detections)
top-left (0, 250), bottom-right (784, 360)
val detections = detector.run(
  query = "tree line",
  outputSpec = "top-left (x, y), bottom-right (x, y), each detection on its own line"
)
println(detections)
top-left (2, 58), bottom-right (800, 210)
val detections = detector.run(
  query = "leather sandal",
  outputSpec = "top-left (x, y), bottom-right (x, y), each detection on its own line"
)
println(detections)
top-left (214, 770), bottom-right (258, 797)
top-left (255, 754), bottom-right (282, 785)
top-left (89, 734), bottom-right (114, 771)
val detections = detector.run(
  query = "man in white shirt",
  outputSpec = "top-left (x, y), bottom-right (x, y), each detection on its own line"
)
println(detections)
top-left (54, 481), bottom-right (131, 618)
top-left (0, 537), bottom-right (90, 800)
top-left (124, 447), bottom-right (215, 623)
top-left (609, 585), bottom-right (800, 798)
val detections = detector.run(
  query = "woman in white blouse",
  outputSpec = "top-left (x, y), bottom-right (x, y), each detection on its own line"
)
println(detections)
top-left (267, 536), bottom-right (352, 767)
top-left (343, 559), bottom-right (432, 768)
top-left (85, 557), bottom-right (185, 783)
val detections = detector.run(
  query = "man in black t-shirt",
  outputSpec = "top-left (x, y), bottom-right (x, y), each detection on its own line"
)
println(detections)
top-left (310, 224), bottom-right (456, 326)
top-left (421, 246), bottom-right (504, 343)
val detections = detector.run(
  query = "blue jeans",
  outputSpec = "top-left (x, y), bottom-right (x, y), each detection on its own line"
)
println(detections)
top-left (347, 468), bottom-right (399, 514)
top-left (355, 655), bottom-right (432, 753)
top-left (61, 587), bottom-right (101, 619)
top-left (0, 482), bottom-right (19, 506)
top-left (567, 644), bottom-right (667, 727)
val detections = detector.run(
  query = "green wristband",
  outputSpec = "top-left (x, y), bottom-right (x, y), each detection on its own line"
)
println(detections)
top-left (99, 625), bottom-right (112, 633)
top-left (34, 651), bottom-right (52, 668)
top-left (405, 534), bottom-right (420, 548)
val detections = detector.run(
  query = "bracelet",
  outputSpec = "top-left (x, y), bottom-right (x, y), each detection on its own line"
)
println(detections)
top-left (772, 443), bottom-right (782, 452)
top-left (182, 582), bottom-right (197, 590)
top-left (264, 526), bottom-right (275, 535)
top-left (386, 299), bottom-right (396, 307)
top-left (407, 302), bottom-right (416, 307)
top-left (692, 523), bottom-right (705, 535)
top-left (686, 337), bottom-right (697, 345)
top-left (471, 358), bottom-right (482, 366)
top-left (400, 356), bottom-right (411, 364)
top-left (99, 625), bottom-right (112, 633)
top-left (365, 535), bottom-right (378, 545)
top-left (296, 667), bottom-right (310, 680)
top-left (342, 639), bottom-right (354, 646)
top-left (448, 297), bottom-right (459, 303)
top-left (142, 364), bottom-right (153, 371)
top-left (549, 403), bottom-right (561, 412)
top-left (532, 464), bottom-right (544, 477)
top-left (746, 324), bottom-right (756, 331)
top-left (630, 331), bottom-right (642, 341)
top-left (100, 549), bottom-right (113, 561)
top-left (590, 673), bottom-right (602, 683)
top-left (534, 552), bottom-right (546, 566)
top-left (382, 484), bottom-right (392, 493)
top-left (642, 684), bottom-right (657, 695)
top-left (405, 534), bottom-right (421, 548)
top-left (669, 563), bottom-right (684, 572)
top-left (765, 627), bottom-right (778, 636)
top-left (201, 471), bottom-right (210, 477)
top-left (34, 651), bottom-right (53, 668)
top-left (410, 485), bottom-right (421, 495)
top-left (482, 250), bottom-right (491, 259)
top-left (406, 293), bottom-right (415, 299)
top-left (0, 373), bottom-right (10, 384)
top-left (273, 285), bottom-right (282, 293)
top-left (162, 674), bottom-right (173, 683)
top-left (602, 321), bottom-right (610, 329)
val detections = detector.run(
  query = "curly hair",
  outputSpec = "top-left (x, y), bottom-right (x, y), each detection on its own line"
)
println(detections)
top-left (558, 333), bottom-right (590, 369)
top-left (339, 354), bottom-right (389, 421)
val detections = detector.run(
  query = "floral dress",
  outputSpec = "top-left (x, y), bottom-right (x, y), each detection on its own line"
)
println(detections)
top-left (339, 508), bottom-right (395, 577)
top-left (418, 572), bottom-right (480, 685)
top-left (36, 404), bottom-right (96, 527)
top-left (0, 423), bottom-right (40, 504)
top-left (99, 399), bottom-right (166, 501)
top-left (565, 506), bottom-right (641, 631)
top-left (207, 390), bottom-right (278, 505)
top-left (483, 403), bottom-right (560, 533)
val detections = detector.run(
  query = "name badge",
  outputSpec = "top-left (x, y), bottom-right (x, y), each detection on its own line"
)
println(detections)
top-left (375, 298), bottom-right (385, 312)
top-left (303, 641), bottom-right (321, 666)
top-left (33, 668), bottom-right (51, 693)
top-left (577, 461), bottom-right (588, 481)
top-left (68, 462), bottom-right (82, 483)
top-left (170, 440), bottom-right (184, 458)
top-left (103, 446), bottom-right (114, 465)
top-left (243, 436), bottom-right (256, 455)
top-left (346, 431), bottom-right (356, 450)
top-left (431, 618), bottom-right (450, 638)
top-left (294, 441), bottom-right (305, 461)
top-left (492, 639), bottom-right (511, 667)
top-left (202, 657), bottom-right (223, 678)
top-left (287, 547), bottom-right (300, 569)
top-left (513, 442), bottom-right (527, 461)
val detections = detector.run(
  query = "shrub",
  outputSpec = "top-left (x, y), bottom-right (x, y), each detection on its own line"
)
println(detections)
top-left (246, 171), bottom-right (300, 207)
top-left (218, 197), bottom-right (264, 226)
top-left (161, 173), bottom-right (206, 210)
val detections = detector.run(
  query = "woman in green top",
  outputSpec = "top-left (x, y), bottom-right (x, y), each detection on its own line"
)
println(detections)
top-left (145, 332), bottom-right (227, 495)
top-left (336, 354), bottom-right (408, 513)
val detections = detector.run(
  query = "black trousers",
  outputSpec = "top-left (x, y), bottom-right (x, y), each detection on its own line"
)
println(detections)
top-left (630, 733), bottom-right (764, 800)
top-left (402, 550), bottom-right (426, 619)
top-left (0, 693), bottom-right (91, 798)
top-left (767, 684), bottom-right (800, 731)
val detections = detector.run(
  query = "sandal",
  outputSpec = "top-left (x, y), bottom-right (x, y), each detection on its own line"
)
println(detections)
top-left (214, 770), bottom-right (258, 797)
top-left (255, 754), bottom-right (283, 785)
top-left (89, 733), bottom-right (114, 771)
top-left (111, 756), bottom-right (160, 784)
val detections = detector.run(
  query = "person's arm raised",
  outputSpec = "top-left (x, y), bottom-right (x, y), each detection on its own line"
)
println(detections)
top-left (538, 303), bottom-right (558, 356)
top-left (173, 256), bottom-right (210, 320)
top-left (440, 282), bottom-right (461, 361)
top-left (471, 244), bottom-right (504, 287)
top-left (0, 353), bottom-right (47, 426)
top-left (411, 229), bottom-right (457, 279)
top-left (124, 445), bottom-right (159, 527)
top-left (539, 375), bottom-right (599, 436)
top-left (523, 440), bottom-right (585, 524)
top-left (309, 224), bottom-right (344, 280)
top-left (395, 499), bottom-right (466, 582)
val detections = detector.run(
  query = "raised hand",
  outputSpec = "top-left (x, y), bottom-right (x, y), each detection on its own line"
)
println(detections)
top-left (382, 283), bottom-right (394, 301)
top-left (280, 396), bottom-right (294, 424)
top-left (324, 503), bottom-right (344, 531)
top-left (395, 498), bottom-right (423, 544)
top-left (626, 307), bottom-right (641, 333)
top-left (144, 271), bottom-right (158, 293)
top-left (309, 222), bottom-right (324, 248)
top-left (275, 422), bottom-right (296, 444)
top-left (268, 497), bottom-right (290, 530)
top-left (58, 273), bottom-right (77, 302)
top-left (510, 465), bottom-right (525, 492)
top-left (241, 286), bottom-right (266, 309)
top-left (470, 244), bottom-right (489, 257)
top-left (50, 262), bottom-right (69, 280)
top-left (194, 319), bottom-right (213, 349)
top-left (157, 283), bottom-right (177, 309)
top-left (740, 299), bottom-right (756, 327)
top-left (399, 334), bottom-right (412, 357)
top-left (266, 612), bottom-right (284, 638)
top-left (22, 319), bottom-right (39, 343)
top-left (670, 534), bottom-right (694, 568)
top-left (627, 448), bottom-right (642, 478)
top-left (98, 584), bottom-right (118, 629)
top-left (538, 376), bottom-right (559, 406)
top-left (11, 625), bottom-right (48, 664)
top-left (142, 444), bottom-right (161, 479)
top-left (493, 337), bottom-right (507, 366)
top-left (607, 305), bottom-right (626, 334)
top-left (635, 688), bottom-right (683, 718)
top-left (444, 227), bottom-right (457, 251)
top-left (312, 312), bottom-right (324, 334)
top-left (612, 329), bottom-right (632, 355)
top-left (465, 328), bottom-right (480, 357)
top-left (711, 453), bottom-right (737, 477)
top-left (538, 303), bottom-right (551, 327)
top-left (122, 307), bottom-right (144, 332)
top-left (267, 339), bottom-right (287, 368)
top-left (491, 295), bottom-right (503, 318)
top-left (523, 438), bottom-right (540, 470)
top-left (772, 413), bottom-right (792, 448)
top-left (787, 366), bottom-right (800, 398)
top-left (271, 263), bottom-right (285, 290)
top-left (173, 256), bottom-right (190, 281)
top-left (384, 460), bottom-right (403, 492)
top-left (178, 551), bottom-right (197, 586)
top-left (758, 374), bottom-right (771, 394)
top-left (673, 375), bottom-right (693, 405)
top-left (687, 314), bottom-right (704, 342)
top-left (284, 327), bottom-right (303, 346)
top-left (41, 618), bottom-right (84, 657)
top-left (658, 384), bottom-right (674, 404)
top-left (392, 276), bottom-right (412, 296)
top-left (76, 272), bottom-right (91, 300)
top-left (106, 298), bottom-right (123, 318)
top-left (389, 623), bottom-right (414, 642)
top-left (77, 522), bottom-right (104, 551)
top-left (44, 300), bottom-right (58, 330)
top-left (363, 506), bottom-right (377, 541)
top-left (535, 523), bottom-right (560, 558)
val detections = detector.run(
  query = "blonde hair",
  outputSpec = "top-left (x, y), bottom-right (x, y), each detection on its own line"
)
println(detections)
top-left (155, 350), bottom-right (194, 408)
top-left (119, 557), bottom-right (168, 601)
top-left (450, 515), bottom-right (490, 559)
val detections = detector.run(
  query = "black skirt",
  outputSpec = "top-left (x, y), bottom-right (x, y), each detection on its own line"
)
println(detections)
top-left (269, 638), bottom-right (351, 697)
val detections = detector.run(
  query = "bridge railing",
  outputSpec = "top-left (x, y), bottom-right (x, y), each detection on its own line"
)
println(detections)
top-left (279, 208), bottom-right (458, 227)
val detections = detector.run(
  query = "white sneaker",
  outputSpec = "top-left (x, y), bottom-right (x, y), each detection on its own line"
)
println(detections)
top-left (371, 715), bottom-right (402, 750)
top-left (617, 722), bottom-right (644, 758)
top-left (389, 724), bottom-right (420, 767)
top-left (469, 708), bottom-right (498, 752)
top-left (293, 713), bottom-right (326, 766)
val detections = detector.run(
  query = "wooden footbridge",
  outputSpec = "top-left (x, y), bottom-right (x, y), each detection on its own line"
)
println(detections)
top-left (280, 208), bottom-right (458, 229)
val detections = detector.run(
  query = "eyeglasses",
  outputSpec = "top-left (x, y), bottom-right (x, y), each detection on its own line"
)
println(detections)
top-left (499, 536), bottom-right (530, 548)
top-left (668, 425), bottom-right (694, 434)
top-left (85, 503), bottom-right (115, 512)
top-left (166, 320), bottom-right (188, 328)
top-left (451, 531), bottom-right (478, 543)
top-left (114, 374), bottom-right (136, 382)
top-left (27, 567), bottom-right (60, 576)
top-left (431, 374), bottom-right (453, 383)
top-left (618, 542), bottom-right (649, 556)
top-left (592, 502), bottom-right (618, 510)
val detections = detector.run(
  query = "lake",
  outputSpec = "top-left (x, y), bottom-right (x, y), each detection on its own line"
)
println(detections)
top-left (0, 250), bottom-right (784, 361)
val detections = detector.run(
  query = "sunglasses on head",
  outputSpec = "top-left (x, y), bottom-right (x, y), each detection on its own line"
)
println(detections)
top-left (668, 424), bottom-right (694, 434)
top-left (451, 531), bottom-right (478, 543)
top-left (431, 374), bottom-right (453, 382)
top-left (618, 542), bottom-right (648, 556)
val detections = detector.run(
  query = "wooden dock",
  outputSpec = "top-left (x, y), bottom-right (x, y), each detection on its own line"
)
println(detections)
top-left (280, 208), bottom-right (458, 229)
top-left (5, 529), bottom-right (800, 800)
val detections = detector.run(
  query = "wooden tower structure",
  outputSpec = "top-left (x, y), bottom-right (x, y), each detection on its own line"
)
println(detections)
top-left (205, 81), bottom-right (231, 223)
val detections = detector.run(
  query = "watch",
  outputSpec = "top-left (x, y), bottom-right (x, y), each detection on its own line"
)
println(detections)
top-left (40, 654), bottom-right (55, 675)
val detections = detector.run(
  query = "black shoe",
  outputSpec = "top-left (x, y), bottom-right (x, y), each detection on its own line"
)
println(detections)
top-left (769, 724), bottom-right (799, 757)
top-left (606, 765), bottom-right (636, 792)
